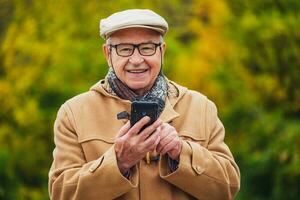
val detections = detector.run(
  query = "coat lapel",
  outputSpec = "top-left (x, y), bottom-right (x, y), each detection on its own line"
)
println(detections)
top-left (160, 97), bottom-right (180, 123)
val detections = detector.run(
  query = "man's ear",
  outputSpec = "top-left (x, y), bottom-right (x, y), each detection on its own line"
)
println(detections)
top-left (102, 44), bottom-right (111, 67)
top-left (161, 42), bottom-right (166, 57)
top-left (161, 42), bottom-right (166, 64)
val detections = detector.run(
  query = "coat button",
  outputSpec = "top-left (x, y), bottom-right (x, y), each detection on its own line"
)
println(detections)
top-left (89, 156), bottom-right (104, 173)
top-left (195, 166), bottom-right (203, 174)
top-left (89, 167), bottom-right (95, 172)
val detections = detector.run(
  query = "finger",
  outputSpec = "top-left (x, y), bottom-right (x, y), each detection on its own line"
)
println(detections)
top-left (128, 116), bottom-right (151, 136)
top-left (160, 139), bottom-right (178, 155)
top-left (149, 134), bottom-right (161, 152)
top-left (159, 123), bottom-right (175, 141)
top-left (116, 121), bottom-right (131, 138)
top-left (143, 128), bottom-right (160, 151)
top-left (115, 141), bottom-right (124, 158)
top-left (157, 133), bottom-right (175, 153)
top-left (167, 146), bottom-right (181, 160)
top-left (154, 134), bottom-right (161, 146)
top-left (139, 119), bottom-right (162, 141)
top-left (160, 123), bottom-right (169, 132)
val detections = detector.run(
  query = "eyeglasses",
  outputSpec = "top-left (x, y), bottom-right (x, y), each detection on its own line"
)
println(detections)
top-left (109, 42), bottom-right (162, 57)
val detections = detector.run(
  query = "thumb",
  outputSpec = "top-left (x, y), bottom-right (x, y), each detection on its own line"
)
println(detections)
top-left (116, 121), bottom-right (131, 138)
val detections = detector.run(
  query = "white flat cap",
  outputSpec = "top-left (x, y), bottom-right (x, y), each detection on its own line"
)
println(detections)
top-left (100, 9), bottom-right (169, 39)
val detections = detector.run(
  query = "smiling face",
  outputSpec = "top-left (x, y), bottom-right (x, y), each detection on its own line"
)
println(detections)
top-left (103, 27), bottom-right (166, 95)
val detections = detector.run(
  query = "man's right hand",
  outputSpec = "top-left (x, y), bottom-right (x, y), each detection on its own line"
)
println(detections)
top-left (114, 116), bottom-right (162, 175)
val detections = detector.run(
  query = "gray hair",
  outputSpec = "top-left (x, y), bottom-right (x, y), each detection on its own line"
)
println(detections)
top-left (106, 35), bottom-right (164, 45)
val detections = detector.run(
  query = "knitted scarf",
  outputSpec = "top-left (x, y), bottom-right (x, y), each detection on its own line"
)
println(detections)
top-left (107, 67), bottom-right (167, 115)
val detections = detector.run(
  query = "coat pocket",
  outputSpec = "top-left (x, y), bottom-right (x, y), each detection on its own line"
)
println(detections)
top-left (78, 134), bottom-right (115, 162)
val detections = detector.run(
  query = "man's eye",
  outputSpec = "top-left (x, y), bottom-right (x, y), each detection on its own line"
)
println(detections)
top-left (141, 47), bottom-right (153, 50)
top-left (119, 47), bottom-right (132, 52)
top-left (141, 46), bottom-right (154, 52)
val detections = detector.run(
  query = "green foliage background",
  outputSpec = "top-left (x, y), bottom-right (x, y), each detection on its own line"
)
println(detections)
top-left (0, 0), bottom-right (299, 199)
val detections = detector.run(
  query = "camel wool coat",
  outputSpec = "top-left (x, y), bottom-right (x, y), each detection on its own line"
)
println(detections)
top-left (48, 79), bottom-right (240, 200)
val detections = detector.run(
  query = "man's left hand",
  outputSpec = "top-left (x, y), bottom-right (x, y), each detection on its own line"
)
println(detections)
top-left (156, 123), bottom-right (182, 160)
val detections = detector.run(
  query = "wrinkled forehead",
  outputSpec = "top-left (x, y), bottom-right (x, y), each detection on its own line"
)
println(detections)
top-left (108, 27), bottom-right (162, 44)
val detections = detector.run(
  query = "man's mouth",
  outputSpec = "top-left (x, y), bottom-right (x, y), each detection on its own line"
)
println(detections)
top-left (126, 69), bottom-right (148, 74)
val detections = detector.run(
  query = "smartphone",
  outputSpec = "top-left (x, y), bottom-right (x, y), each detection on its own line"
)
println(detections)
top-left (130, 101), bottom-right (159, 130)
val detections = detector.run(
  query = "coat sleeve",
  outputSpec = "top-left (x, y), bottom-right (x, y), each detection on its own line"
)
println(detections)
top-left (159, 100), bottom-right (240, 200)
top-left (48, 103), bottom-right (138, 200)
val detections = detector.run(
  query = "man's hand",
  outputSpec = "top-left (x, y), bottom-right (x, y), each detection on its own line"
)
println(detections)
top-left (156, 123), bottom-right (182, 160)
top-left (114, 117), bottom-right (162, 174)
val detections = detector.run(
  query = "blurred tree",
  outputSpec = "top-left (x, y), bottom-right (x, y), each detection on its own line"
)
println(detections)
top-left (223, 0), bottom-right (300, 199)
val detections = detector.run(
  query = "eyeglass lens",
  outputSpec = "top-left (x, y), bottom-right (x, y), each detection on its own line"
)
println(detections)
top-left (115, 43), bottom-right (159, 56)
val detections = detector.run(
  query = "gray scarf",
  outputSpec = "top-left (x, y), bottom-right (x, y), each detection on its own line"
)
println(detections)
top-left (107, 67), bottom-right (167, 115)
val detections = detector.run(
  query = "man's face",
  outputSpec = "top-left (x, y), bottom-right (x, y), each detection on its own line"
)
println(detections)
top-left (103, 28), bottom-right (166, 95)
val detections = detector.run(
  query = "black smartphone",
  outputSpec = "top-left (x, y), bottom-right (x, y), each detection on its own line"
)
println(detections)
top-left (130, 101), bottom-right (159, 130)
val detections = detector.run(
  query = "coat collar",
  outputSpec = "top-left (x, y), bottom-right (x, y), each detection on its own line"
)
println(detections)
top-left (90, 78), bottom-right (188, 123)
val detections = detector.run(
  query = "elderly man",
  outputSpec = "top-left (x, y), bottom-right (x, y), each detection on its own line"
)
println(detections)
top-left (49, 9), bottom-right (240, 200)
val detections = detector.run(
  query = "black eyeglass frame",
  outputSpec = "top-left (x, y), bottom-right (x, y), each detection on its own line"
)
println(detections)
top-left (109, 42), bottom-right (162, 57)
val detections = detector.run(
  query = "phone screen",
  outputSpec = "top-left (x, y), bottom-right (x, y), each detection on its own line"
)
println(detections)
top-left (130, 101), bottom-right (159, 129)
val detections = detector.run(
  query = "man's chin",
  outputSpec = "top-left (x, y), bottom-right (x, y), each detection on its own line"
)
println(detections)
top-left (128, 83), bottom-right (149, 94)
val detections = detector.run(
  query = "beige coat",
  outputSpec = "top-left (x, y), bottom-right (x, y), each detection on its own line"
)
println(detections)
top-left (49, 79), bottom-right (240, 200)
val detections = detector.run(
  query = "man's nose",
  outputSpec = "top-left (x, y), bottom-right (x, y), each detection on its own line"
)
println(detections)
top-left (128, 48), bottom-right (144, 65)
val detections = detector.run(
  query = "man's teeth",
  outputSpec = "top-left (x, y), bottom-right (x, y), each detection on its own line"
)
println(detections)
top-left (128, 69), bottom-right (147, 73)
